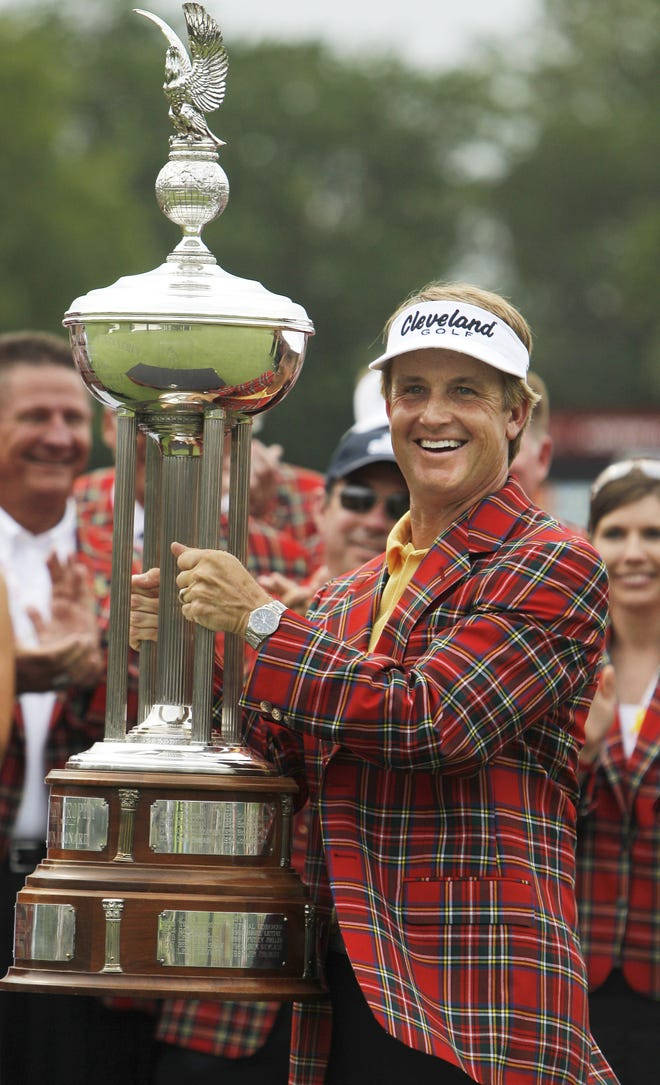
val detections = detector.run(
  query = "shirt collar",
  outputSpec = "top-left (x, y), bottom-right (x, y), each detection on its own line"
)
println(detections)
top-left (385, 511), bottom-right (429, 575)
top-left (0, 498), bottom-right (77, 551)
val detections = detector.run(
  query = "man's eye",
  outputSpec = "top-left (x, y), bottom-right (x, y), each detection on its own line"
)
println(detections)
top-left (455, 385), bottom-right (476, 396)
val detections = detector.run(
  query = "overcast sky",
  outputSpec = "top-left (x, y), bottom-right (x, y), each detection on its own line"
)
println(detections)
top-left (171, 0), bottom-right (543, 68)
top-left (4, 0), bottom-right (543, 69)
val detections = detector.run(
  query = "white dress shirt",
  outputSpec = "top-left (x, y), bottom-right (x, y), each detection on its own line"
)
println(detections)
top-left (0, 500), bottom-right (78, 840)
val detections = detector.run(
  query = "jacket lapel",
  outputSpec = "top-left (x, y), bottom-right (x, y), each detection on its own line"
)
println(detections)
top-left (372, 478), bottom-right (537, 661)
top-left (600, 726), bottom-right (629, 815)
top-left (626, 675), bottom-right (660, 796)
top-left (333, 559), bottom-right (388, 651)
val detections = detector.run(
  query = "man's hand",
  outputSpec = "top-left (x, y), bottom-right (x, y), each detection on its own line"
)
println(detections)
top-left (16, 554), bottom-right (104, 693)
top-left (580, 663), bottom-right (617, 765)
top-left (174, 542), bottom-right (271, 635)
top-left (249, 439), bottom-right (283, 520)
top-left (129, 567), bottom-right (161, 650)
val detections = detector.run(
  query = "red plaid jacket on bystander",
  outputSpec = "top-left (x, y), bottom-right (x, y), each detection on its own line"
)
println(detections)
top-left (576, 674), bottom-right (660, 999)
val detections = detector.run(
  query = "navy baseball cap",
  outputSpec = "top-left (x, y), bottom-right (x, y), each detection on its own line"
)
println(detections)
top-left (326, 424), bottom-right (397, 485)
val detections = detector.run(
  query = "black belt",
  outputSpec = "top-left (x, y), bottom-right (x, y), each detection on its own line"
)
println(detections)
top-left (6, 838), bottom-right (47, 875)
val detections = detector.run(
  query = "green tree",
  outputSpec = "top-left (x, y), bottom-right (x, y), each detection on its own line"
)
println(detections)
top-left (0, 1), bottom-right (491, 468)
top-left (475, 0), bottom-right (660, 407)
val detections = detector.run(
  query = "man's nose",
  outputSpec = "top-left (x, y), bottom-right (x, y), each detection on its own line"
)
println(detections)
top-left (42, 413), bottom-right (76, 446)
top-left (419, 391), bottom-right (452, 425)
top-left (362, 498), bottom-right (393, 532)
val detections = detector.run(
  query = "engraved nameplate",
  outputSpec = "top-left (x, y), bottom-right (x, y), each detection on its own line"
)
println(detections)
top-left (149, 799), bottom-right (276, 856)
top-left (157, 910), bottom-right (287, 969)
top-left (48, 795), bottom-right (109, 852)
top-left (14, 902), bottom-right (75, 962)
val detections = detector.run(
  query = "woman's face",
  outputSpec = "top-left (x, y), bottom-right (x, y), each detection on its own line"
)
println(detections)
top-left (592, 492), bottom-right (660, 612)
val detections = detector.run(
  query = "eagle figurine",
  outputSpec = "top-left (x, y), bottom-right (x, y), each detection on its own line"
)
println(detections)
top-left (134, 3), bottom-right (229, 146)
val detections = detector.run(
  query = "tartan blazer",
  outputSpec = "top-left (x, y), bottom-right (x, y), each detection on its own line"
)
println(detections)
top-left (259, 460), bottom-right (325, 566)
top-left (241, 478), bottom-right (619, 1085)
top-left (576, 672), bottom-right (660, 999)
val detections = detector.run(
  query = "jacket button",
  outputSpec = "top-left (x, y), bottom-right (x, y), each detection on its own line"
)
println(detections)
top-left (272, 708), bottom-right (283, 722)
top-left (260, 701), bottom-right (272, 714)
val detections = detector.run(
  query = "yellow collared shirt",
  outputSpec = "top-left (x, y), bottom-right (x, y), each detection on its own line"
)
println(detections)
top-left (369, 512), bottom-right (429, 651)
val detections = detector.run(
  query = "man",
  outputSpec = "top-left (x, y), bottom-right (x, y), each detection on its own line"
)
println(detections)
top-left (152, 421), bottom-right (408, 1085)
top-left (259, 421), bottom-right (408, 615)
top-left (133, 282), bottom-right (618, 1083)
top-left (510, 370), bottom-right (553, 504)
top-left (0, 332), bottom-right (152, 1084)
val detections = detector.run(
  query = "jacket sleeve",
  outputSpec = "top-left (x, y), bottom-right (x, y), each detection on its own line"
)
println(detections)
top-left (241, 537), bottom-right (608, 774)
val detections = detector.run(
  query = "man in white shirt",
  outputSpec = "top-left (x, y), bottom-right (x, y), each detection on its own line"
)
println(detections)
top-left (0, 332), bottom-right (121, 1083)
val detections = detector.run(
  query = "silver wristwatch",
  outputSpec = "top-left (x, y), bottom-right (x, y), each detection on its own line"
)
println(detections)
top-left (244, 600), bottom-right (287, 650)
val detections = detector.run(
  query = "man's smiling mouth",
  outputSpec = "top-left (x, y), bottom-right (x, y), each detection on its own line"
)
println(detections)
top-left (417, 439), bottom-right (466, 452)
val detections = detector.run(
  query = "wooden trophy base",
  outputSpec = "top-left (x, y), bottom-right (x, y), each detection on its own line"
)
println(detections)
top-left (0, 767), bottom-right (326, 1001)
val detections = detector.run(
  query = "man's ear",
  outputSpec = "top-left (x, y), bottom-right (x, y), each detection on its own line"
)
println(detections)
top-left (505, 398), bottom-right (531, 442)
top-left (538, 434), bottom-right (553, 479)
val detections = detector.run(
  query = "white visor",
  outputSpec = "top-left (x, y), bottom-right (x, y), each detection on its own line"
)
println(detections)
top-left (369, 300), bottom-right (529, 379)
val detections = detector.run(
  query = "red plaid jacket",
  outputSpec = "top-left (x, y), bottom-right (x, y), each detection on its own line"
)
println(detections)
top-left (576, 672), bottom-right (660, 999)
top-left (0, 508), bottom-right (120, 859)
top-left (259, 461), bottom-right (325, 567)
top-left (240, 478), bottom-right (618, 1085)
top-left (74, 466), bottom-right (316, 582)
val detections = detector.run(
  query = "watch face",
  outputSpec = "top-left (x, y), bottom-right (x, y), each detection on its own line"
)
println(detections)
top-left (250, 605), bottom-right (279, 636)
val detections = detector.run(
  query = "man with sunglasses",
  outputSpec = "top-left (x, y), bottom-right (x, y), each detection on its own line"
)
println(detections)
top-left (132, 281), bottom-right (618, 1084)
top-left (258, 423), bottom-right (408, 616)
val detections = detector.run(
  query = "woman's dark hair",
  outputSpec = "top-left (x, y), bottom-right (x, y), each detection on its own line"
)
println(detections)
top-left (589, 465), bottom-right (660, 533)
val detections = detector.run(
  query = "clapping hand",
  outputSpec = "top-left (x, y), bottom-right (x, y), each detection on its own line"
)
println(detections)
top-left (580, 663), bottom-right (617, 765)
top-left (16, 554), bottom-right (104, 693)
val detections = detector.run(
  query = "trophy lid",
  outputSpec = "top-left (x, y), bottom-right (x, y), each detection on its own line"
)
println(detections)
top-left (63, 255), bottom-right (314, 335)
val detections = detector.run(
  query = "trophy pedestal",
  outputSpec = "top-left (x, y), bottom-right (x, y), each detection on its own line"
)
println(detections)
top-left (0, 767), bottom-right (324, 1000)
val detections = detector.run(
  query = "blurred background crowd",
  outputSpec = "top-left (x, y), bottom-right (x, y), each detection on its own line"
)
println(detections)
top-left (0, 0), bottom-right (658, 526)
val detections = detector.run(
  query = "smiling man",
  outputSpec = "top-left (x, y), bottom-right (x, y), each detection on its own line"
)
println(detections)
top-left (132, 282), bottom-right (619, 1084)
top-left (0, 333), bottom-right (142, 1084)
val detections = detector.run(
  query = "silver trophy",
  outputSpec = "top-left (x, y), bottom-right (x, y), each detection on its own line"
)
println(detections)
top-left (1, 3), bottom-right (324, 1000)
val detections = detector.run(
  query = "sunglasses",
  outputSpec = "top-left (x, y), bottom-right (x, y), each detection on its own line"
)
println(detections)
top-left (338, 484), bottom-right (409, 522)
top-left (591, 458), bottom-right (660, 498)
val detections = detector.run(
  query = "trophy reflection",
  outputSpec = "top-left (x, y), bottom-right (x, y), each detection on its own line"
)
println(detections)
top-left (1, 3), bottom-right (324, 1000)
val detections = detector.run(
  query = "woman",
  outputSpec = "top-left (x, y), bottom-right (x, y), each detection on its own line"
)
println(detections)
top-left (577, 457), bottom-right (660, 1084)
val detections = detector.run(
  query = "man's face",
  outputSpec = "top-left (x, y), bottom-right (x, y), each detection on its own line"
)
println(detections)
top-left (319, 461), bottom-right (408, 577)
top-left (510, 427), bottom-right (553, 501)
top-left (0, 364), bottom-right (92, 518)
top-left (387, 350), bottom-right (527, 528)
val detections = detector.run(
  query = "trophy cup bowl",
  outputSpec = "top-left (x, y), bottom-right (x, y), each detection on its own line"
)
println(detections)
top-left (0, 5), bottom-right (325, 1001)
